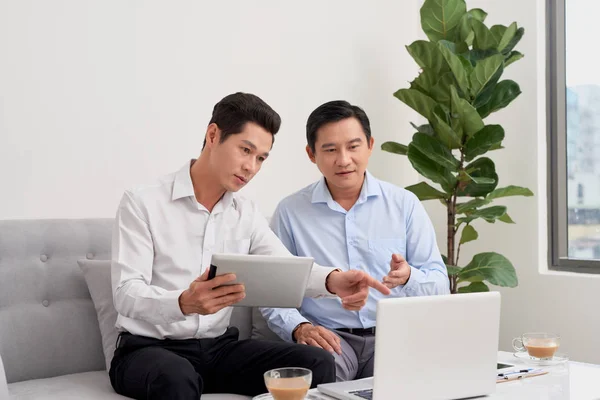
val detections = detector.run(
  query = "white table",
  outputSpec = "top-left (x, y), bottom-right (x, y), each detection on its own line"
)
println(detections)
top-left (308, 351), bottom-right (600, 399)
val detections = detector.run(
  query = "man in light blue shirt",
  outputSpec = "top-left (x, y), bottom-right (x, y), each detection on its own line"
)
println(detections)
top-left (261, 100), bottom-right (449, 381)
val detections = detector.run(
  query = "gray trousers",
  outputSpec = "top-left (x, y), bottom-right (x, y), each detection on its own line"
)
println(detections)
top-left (332, 330), bottom-right (376, 382)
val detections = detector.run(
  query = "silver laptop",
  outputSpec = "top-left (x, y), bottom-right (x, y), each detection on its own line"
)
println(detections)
top-left (317, 292), bottom-right (501, 400)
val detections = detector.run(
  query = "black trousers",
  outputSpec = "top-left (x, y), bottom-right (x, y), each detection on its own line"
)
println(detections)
top-left (109, 327), bottom-right (335, 399)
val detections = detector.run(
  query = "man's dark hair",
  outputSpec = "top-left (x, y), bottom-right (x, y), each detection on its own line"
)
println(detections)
top-left (203, 92), bottom-right (281, 148)
top-left (306, 100), bottom-right (371, 153)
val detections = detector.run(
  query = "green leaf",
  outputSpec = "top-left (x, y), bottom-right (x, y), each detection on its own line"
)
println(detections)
top-left (456, 8), bottom-right (487, 45)
top-left (405, 181), bottom-right (448, 201)
top-left (460, 224), bottom-right (478, 245)
top-left (459, 252), bottom-right (518, 287)
top-left (468, 8), bottom-right (487, 22)
top-left (438, 39), bottom-right (469, 55)
top-left (470, 54), bottom-right (505, 99)
top-left (406, 40), bottom-right (449, 74)
top-left (476, 80), bottom-right (522, 119)
top-left (420, 0), bottom-right (467, 42)
top-left (438, 43), bottom-right (470, 95)
top-left (457, 282), bottom-right (490, 293)
top-left (412, 68), bottom-right (440, 93)
top-left (450, 85), bottom-right (484, 139)
top-left (498, 22), bottom-right (518, 52)
top-left (474, 206), bottom-right (507, 222)
top-left (457, 157), bottom-right (498, 197)
top-left (471, 19), bottom-right (498, 50)
top-left (487, 185), bottom-right (534, 200)
top-left (505, 51), bottom-right (524, 67)
top-left (490, 25), bottom-right (507, 43)
top-left (501, 27), bottom-right (524, 55)
top-left (441, 254), bottom-right (449, 264)
top-left (462, 49), bottom-right (499, 65)
top-left (410, 123), bottom-right (436, 136)
top-left (456, 198), bottom-right (491, 213)
top-left (407, 145), bottom-right (457, 193)
top-left (473, 63), bottom-right (504, 109)
top-left (394, 89), bottom-right (438, 121)
top-left (411, 132), bottom-right (460, 171)
top-left (470, 176), bottom-right (495, 184)
top-left (431, 112), bottom-right (462, 149)
top-left (447, 265), bottom-right (462, 276)
top-left (381, 141), bottom-right (408, 155)
top-left (429, 72), bottom-right (456, 107)
top-left (464, 125), bottom-right (505, 161)
top-left (460, 206), bottom-right (507, 225)
top-left (498, 213), bottom-right (515, 223)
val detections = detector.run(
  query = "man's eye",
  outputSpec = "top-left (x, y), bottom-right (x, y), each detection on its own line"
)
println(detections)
top-left (325, 149), bottom-right (336, 153)
top-left (350, 145), bottom-right (359, 150)
top-left (258, 157), bottom-right (265, 162)
top-left (242, 147), bottom-right (251, 154)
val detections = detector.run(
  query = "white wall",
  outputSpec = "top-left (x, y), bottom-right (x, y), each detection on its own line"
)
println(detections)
top-left (2, 0), bottom-right (599, 364)
top-left (422, 0), bottom-right (600, 364)
top-left (0, 0), bottom-right (418, 219)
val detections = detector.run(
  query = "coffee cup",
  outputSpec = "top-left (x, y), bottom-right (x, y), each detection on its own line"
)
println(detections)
top-left (264, 367), bottom-right (312, 400)
top-left (512, 332), bottom-right (560, 360)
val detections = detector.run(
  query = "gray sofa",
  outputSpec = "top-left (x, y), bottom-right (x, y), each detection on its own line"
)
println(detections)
top-left (0, 219), bottom-right (280, 400)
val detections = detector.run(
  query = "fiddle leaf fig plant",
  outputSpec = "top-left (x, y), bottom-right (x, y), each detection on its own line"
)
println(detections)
top-left (382, 0), bottom-right (533, 293)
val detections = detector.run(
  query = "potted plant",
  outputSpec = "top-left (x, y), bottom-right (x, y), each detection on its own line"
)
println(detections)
top-left (382, 0), bottom-right (533, 293)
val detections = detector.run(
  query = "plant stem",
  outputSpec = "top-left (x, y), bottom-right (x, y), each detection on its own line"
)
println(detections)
top-left (447, 198), bottom-right (455, 267)
top-left (448, 151), bottom-right (466, 294)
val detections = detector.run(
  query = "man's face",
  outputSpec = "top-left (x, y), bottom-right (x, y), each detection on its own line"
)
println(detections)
top-left (209, 122), bottom-right (272, 192)
top-left (307, 117), bottom-right (374, 193)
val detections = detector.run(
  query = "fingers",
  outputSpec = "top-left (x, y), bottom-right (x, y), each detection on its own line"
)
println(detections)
top-left (208, 273), bottom-right (237, 288)
top-left (207, 291), bottom-right (246, 311)
top-left (312, 334), bottom-right (336, 353)
top-left (211, 283), bottom-right (245, 298)
top-left (364, 274), bottom-right (391, 295)
top-left (194, 268), bottom-right (210, 282)
top-left (382, 275), bottom-right (402, 289)
top-left (297, 327), bottom-right (342, 355)
top-left (392, 253), bottom-right (405, 263)
top-left (340, 290), bottom-right (369, 307)
top-left (320, 330), bottom-right (342, 355)
top-left (305, 338), bottom-right (325, 350)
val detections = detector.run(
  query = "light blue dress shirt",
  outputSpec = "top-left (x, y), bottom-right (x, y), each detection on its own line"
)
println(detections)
top-left (261, 171), bottom-right (450, 341)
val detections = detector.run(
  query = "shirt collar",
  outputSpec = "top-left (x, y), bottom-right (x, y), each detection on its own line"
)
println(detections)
top-left (171, 159), bottom-right (236, 212)
top-left (172, 160), bottom-right (196, 201)
top-left (311, 171), bottom-right (382, 205)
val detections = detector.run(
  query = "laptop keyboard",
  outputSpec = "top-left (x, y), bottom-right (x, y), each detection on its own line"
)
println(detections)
top-left (348, 389), bottom-right (373, 400)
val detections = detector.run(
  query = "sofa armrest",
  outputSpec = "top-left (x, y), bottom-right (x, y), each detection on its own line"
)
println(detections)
top-left (0, 353), bottom-right (9, 400)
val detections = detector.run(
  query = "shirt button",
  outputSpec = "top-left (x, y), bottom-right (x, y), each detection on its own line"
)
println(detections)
top-left (42, 300), bottom-right (49, 307)
top-left (40, 254), bottom-right (48, 262)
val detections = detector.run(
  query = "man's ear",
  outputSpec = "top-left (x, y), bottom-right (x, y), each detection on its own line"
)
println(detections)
top-left (368, 136), bottom-right (375, 152)
top-left (306, 145), bottom-right (316, 164)
top-left (205, 123), bottom-right (220, 148)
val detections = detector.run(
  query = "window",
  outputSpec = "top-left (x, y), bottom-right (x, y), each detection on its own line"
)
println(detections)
top-left (549, 0), bottom-right (600, 271)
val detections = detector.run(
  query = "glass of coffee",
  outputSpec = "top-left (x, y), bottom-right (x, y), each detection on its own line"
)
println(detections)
top-left (264, 367), bottom-right (312, 400)
top-left (512, 332), bottom-right (560, 359)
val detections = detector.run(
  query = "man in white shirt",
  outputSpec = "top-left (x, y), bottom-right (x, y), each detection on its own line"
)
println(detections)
top-left (109, 92), bottom-right (391, 399)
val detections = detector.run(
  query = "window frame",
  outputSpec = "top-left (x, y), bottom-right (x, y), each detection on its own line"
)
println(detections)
top-left (548, 0), bottom-right (600, 272)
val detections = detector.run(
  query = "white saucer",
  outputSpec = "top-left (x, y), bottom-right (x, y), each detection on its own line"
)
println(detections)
top-left (253, 393), bottom-right (322, 400)
top-left (513, 351), bottom-right (568, 366)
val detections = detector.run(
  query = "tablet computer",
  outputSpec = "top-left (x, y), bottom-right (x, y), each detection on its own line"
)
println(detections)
top-left (209, 253), bottom-right (314, 308)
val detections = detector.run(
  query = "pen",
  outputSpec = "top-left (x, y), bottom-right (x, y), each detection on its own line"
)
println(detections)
top-left (497, 368), bottom-right (534, 377)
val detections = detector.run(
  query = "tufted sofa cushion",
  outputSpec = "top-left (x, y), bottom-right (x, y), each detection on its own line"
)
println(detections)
top-left (0, 219), bottom-right (112, 383)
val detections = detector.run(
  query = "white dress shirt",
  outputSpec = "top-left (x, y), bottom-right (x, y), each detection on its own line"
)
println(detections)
top-left (112, 160), bottom-right (335, 340)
